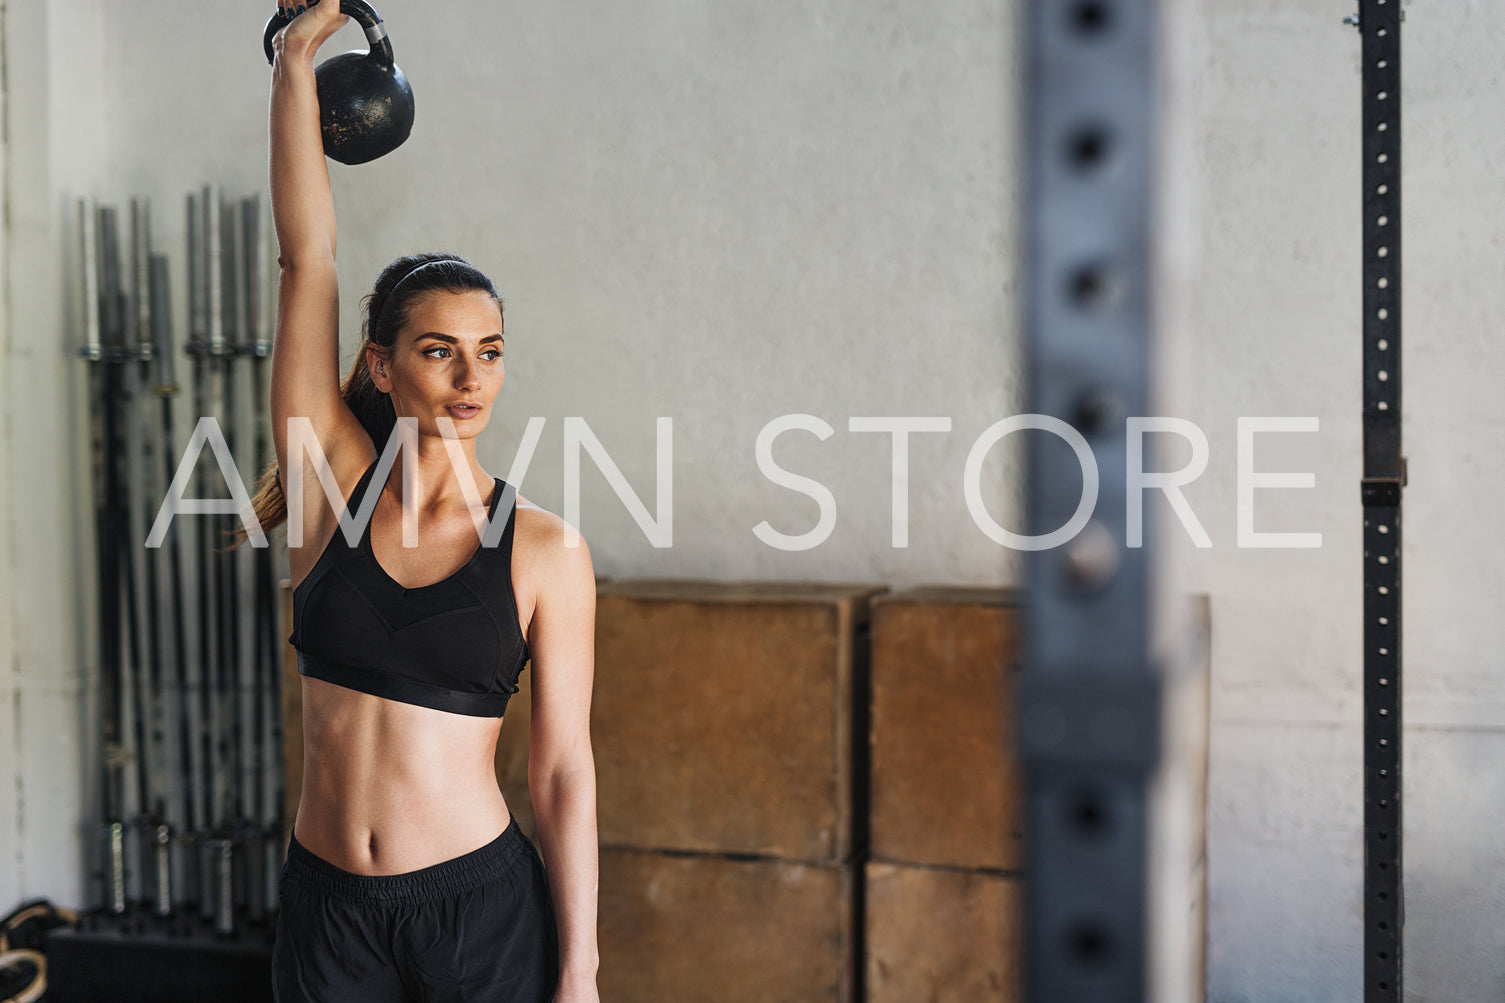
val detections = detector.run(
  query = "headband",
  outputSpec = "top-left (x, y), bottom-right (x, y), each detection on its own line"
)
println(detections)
top-left (373, 256), bottom-right (466, 330)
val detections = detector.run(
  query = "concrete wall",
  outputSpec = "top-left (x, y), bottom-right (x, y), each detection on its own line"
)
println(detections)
top-left (3, 0), bottom-right (1503, 1000)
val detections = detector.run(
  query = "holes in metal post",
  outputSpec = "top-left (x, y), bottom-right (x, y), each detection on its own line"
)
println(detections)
top-left (1064, 123), bottom-right (1114, 172)
top-left (1378, 370), bottom-right (1389, 382)
top-left (1066, 785), bottom-right (1113, 838)
top-left (1377, 276), bottom-right (1388, 289)
top-left (1072, 387), bottom-right (1122, 436)
top-left (1064, 920), bottom-right (1116, 968)
top-left (1377, 338), bottom-right (1388, 350)
top-left (1067, 261), bottom-right (1123, 311)
top-left (1068, 0), bottom-right (1113, 36)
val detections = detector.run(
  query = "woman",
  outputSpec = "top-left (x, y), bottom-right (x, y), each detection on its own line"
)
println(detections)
top-left (262, 4), bottom-right (600, 1000)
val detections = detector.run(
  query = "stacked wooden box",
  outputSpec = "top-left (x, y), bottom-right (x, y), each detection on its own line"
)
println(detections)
top-left (496, 579), bottom-right (886, 1003)
top-left (864, 588), bottom-right (1210, 1001)
top-left (865, 587), bottom-right (1026, 1003)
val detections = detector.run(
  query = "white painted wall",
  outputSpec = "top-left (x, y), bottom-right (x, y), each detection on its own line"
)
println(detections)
top-left (3, 0), bottom-right (1502, 1000)
top-left (1, 0), bottom-right (113, 913)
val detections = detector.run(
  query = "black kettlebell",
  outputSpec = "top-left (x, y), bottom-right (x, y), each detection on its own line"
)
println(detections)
top-left (262, 0), bottom-right (414, 165)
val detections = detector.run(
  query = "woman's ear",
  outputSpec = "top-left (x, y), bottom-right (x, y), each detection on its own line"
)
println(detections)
top-left (367, 345), bottom-right (392, 394)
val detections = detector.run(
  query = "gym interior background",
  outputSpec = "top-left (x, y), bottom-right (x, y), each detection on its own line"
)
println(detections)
top-left (0, 0), bottom-right (1501, 999)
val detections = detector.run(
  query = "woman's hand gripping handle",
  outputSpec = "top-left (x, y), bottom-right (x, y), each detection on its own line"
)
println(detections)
top-left (268, 0), bottom-right (350, 263)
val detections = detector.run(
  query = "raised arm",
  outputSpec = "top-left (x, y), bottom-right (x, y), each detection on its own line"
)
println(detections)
top-left (267, 1), bottom-right (371, 481)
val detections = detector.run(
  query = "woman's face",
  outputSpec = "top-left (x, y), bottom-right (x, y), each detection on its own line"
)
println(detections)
top-left (369, 289), bottom-right (507, 441)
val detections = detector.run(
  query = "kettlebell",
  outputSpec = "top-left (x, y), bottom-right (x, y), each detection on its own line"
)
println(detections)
top-left (262, 0), bottom-right (414, 165)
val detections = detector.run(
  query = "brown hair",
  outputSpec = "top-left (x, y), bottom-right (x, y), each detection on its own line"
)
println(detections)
top-left (234, 252), bottom-right (504, 546)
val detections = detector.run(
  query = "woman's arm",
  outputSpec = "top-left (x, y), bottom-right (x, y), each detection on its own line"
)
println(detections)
top-left (267, 2), bottom-right (370, 480)
top-left (526, 517), bottom-right (601, 999)
top-left (269, 3), bottom-right (341, 265)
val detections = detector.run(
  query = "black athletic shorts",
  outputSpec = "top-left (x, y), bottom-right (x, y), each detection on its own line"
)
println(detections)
top-left (271, 813), bottom-right (560, 1002)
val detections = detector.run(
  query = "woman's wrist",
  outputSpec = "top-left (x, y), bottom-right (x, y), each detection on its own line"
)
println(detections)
top-left (559, 960), bottom-right (599, 983)
top-left (272, 43), bottom-right (319, 71)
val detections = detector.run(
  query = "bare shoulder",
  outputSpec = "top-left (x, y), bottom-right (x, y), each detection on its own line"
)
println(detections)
top-left (513, 494), bottom-right (594, 567)
top-left (511, 495), bottom-right (596, 630)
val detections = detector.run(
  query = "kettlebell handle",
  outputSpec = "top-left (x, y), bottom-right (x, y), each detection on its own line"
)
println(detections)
top-left (263, 0), bottom-right (394, 68)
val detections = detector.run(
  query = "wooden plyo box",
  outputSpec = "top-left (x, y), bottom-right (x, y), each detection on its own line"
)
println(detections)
top-left (576, 579), bottom-right (887, 861)
top-left (865, 861), bottom-right (1022, 1003)
top-left (599, 846), bottom-right (855, 1003)
top-left (868, 587), bottom-right (1023, 871)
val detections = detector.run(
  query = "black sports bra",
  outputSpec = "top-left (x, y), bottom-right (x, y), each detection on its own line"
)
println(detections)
top-left (288, 460), bottom-right (531, 717)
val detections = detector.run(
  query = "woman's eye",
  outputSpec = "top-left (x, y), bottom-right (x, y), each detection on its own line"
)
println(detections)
top-left (421, 346), bottom-right (501, 361)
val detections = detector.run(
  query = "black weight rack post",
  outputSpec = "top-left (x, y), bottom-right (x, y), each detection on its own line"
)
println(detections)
top-left (1352, 1), bottom-right (1406, 1000)
top-left (1018, 2), bottom-right (1161, 1002)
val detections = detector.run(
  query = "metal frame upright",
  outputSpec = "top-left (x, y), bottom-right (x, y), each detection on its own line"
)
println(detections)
top-left (1354, 1), bottom-right (1406, 999)
top-left (1018, 2), bottom-right (1162, 1000)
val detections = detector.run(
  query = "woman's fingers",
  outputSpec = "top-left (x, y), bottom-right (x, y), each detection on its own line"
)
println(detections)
top-left (276, 1), bottom-right (342, 26)
top-left (275, 0), bottom-right (349, 57)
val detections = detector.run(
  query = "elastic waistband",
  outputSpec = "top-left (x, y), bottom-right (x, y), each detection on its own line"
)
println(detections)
top-left (285, 814), bottom-right (531, 903)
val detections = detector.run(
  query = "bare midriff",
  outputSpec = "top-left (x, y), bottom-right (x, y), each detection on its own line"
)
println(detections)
top-left (291, 675), bottom-right (511, 875)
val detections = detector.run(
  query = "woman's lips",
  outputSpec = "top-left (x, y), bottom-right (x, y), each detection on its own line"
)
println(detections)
top-left (445, 404), bottom-right (482, 420)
